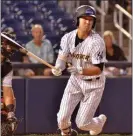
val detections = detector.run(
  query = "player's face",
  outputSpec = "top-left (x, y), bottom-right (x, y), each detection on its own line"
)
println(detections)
top-left (79, 16), bottom-right (94, 32)
top-left (32, 28), bottom-right (43, 41)
top-left (104, 35), bottom-right (113, 48)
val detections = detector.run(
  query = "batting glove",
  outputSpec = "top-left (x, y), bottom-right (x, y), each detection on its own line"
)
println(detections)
top-left (67, 66), bottom-right (83, 75)
top-left (52, 67), bottom-right (62, 76)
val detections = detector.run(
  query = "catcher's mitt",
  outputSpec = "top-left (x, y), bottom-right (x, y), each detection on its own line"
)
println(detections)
top-left (1, 99), bottom-right (18, 136)
top-left (1, 111), bottom-right (18, 136)
top-left (1, 121), bottom-right (13, 136)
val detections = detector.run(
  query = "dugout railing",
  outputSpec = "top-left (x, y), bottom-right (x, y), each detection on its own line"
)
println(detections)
top-left (89, 1), bottom-right (106, 36)
top-left (114, 4), bottom-right (133, 61)
top-left (12, 61), bottom-right (132, 69)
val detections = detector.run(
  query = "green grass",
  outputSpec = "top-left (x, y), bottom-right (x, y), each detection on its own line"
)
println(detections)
top-left (16, 134), bottom-right (132, 136)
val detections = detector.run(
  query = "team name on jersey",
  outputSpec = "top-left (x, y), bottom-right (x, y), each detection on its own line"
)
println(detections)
top-left (71, 53), bottom-right (90, 61)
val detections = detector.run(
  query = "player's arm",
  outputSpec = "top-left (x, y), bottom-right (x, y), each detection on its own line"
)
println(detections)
top-left (56, 34), bottom-right (70, 70)
top-left (82, 63), bottom-right (104, 76)
top-left (68, 38), bottom-right (106, 76)
top-left (52, 34), bottom-right (70, 76)
top-left (67, 63), bottom-right (104, 76)
top-left (82, 38), bottom-right (106, 76)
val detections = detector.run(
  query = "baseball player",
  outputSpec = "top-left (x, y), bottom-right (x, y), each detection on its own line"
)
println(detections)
top-left (52, 5), bottom-right (107, 136)
top-left (1, 32), bottom-right (18, 135)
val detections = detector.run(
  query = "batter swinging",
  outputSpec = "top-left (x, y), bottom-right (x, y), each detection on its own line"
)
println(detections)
top-left (52, 5), bottom-right (107, 136)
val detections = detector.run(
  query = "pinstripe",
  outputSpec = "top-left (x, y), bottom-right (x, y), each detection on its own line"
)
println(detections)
top-left (57, 29), bottom-right (106, 132)
top-left (75, 87), bottom-right (104, 130)
top-left (57, 77), bottom-right (83, 129)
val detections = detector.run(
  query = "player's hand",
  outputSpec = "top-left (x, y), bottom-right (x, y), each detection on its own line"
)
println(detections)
top-left (67, 66), bottom-right (83, 75)
top-left (52, 67), bottom-right (62, 76)
top-left (67, 66), bottom-right (78, 74)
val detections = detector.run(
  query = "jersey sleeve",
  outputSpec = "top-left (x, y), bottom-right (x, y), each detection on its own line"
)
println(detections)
top-left (91, 37), bottom-right (107, 64)
top-left (2, 70), bottom-right (13, 87)
top-left (58, 34), bottom-right (70, 60)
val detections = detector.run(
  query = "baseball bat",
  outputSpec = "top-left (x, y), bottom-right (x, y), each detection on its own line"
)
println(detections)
top-left (1, 33), bottom-right (55, 69)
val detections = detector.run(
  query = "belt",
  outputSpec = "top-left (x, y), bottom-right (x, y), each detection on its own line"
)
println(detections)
top-left (83, 77), bottom-right (100, 81)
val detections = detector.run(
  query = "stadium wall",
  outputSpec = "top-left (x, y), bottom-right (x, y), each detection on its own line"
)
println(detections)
top-left (12, 76), bottom-right (132, 134)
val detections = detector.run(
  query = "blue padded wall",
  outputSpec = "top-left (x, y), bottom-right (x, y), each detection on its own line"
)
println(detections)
top-left (12, 77), bottom-right (132, 134)
top-left (25, 77), bottom-right (68, 133)
top-left (99, 77), bottom-right (132, 133)
top-left (12, 77), bottom-right (26, 134)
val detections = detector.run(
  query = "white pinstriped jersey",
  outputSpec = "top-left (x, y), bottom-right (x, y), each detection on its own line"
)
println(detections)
top-left (57, 29), bottom-right (107, 131)
top-left (59, 29), bottom-right (107, 79)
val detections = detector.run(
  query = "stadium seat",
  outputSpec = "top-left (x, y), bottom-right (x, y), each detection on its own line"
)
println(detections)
top-left (4, 19), bottom-right (26, 33)
top-left (44, 2), bottom-right (58, 9)
top-left (16, 31), bottom-right (31, 45)
top-left (46, 34), bottom-right (61, 46)
top-left (33, 12), bottom-right (45, 21)
top-left (29, 0), bottom-right (43, 6)
top-left (49, 8), bottom-right (65, 18)
top-left (1, 0), bottom-right (73, 45)
top-left (2, 0), bottom-right (13, 6)
top-left (2, 13), bottom-right (15, 20)
top-left (29, 19), bottom-right (52, 32)
top-left (1, 4), bottom-right (10, 16)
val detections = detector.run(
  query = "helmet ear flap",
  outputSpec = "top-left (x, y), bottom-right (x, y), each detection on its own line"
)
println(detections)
top-left (76, 17), bottom-right (79, 26)
top-left (92, 18), bottom-right (96, 28)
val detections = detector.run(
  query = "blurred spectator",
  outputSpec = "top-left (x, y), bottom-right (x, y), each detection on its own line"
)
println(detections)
top-left (108, 0), bottom-right (132, 14)
top-left (3, 27), bottom-right (15, 36)
top-left (125, 0), bottom-right (132, 14)
top-left (104, 30), bottom-right (127, 61)
top-left (2, 28), bottom-right (26, 63)
top-left (103, 30), bottom-right (128, 76)
top-left (1, 30), bottom-right (26, 77)
top-left (21, 24), bottom-right (54, 77)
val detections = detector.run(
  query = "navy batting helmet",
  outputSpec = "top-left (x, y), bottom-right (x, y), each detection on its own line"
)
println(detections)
top-left (75, 5), bottom-right (96, 28)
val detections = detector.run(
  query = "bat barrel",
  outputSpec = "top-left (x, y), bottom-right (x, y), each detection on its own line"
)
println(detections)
top-left (1, 33), bottom-right (55, 69)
